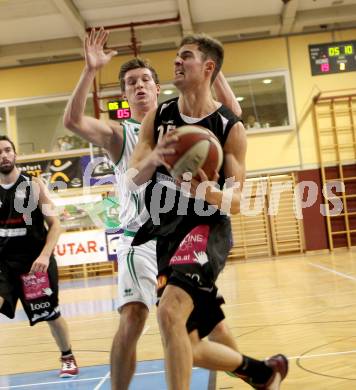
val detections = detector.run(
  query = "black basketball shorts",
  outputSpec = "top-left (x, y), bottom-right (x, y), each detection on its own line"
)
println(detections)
top-left (156, 221), bottom-right (232, 338)
top-left (0, 256), bottom-right (61, 326)
top-left (157, 272), bottom-right (226, 339)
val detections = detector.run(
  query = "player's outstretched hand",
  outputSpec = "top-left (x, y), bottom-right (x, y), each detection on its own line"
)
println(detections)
top-left (85, 27), bottom-right (118, 71)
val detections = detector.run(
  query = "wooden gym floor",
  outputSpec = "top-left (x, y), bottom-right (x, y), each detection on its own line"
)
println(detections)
top-left (1, 249), bottom-right (356, 389)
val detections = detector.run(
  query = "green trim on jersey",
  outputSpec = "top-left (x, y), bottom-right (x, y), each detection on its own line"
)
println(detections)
top-left (124, 230), bottom-right (136, 237)
top-left (115, 123), bottom-right (127, 166)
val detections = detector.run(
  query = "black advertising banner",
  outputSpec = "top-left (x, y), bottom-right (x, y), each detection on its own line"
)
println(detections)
top-left (18, 157), bottom-right (83, 188)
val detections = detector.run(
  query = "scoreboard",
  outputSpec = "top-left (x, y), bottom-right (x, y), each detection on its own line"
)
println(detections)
top-left (107, 100), bottom-right (131, 120)
top-left (309, 40), bottom-right (356, 76)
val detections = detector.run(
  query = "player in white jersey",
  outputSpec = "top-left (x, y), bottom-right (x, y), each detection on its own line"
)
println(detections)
top-left (64, 27), bottom-right (242, 390)
top-left (115, 119), bottom-right (149, 233)
top-left (64, 27), bottom-right (160, 389)
top-left (113, 119), bottom-right (156, 309)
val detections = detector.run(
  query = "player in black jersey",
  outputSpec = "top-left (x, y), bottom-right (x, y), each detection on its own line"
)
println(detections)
top-left (0, 136), bottom-right (78, 378)
top-left (64, 27), bottom-right (242, 390)
top-left (129, 34), bottom-right (288, 389)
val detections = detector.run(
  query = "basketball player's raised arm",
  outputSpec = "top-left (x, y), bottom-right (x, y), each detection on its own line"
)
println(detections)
top-left (30, 177), bottom-right (62, 274)
top-left (128, 108), bottom-right (177, 187)
top-left (213, 71), bottom-right (242, 117)
top-left (63, 28), bottom-right (122, 161)
top-left (204, 121), bottom-right (247, 214)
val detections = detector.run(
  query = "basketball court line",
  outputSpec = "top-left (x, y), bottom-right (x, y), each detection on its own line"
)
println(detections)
top-left (0, 360), bottom-right (209, 390)
top-left (288, 349), bottom-right (356, 360)
top-left (0, 350), bottom-right (356, 390)
top-left (308, 262), bottom-right (356, 282)
top-left (92, 371), bottom-right (110, 390)
top-left (0, 376), bottom-right (103, 389)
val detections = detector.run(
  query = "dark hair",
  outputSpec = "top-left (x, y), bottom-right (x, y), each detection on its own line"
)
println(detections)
top-left (0, 135), bottom-right (16, 153)
top-left (118, 58), bottom-right (160, 92)
top-left (179, 34), bottom-right (224, 83)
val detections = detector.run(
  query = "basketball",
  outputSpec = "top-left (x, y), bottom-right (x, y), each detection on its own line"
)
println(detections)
top-left (164, 125), bottom-right (223, 180)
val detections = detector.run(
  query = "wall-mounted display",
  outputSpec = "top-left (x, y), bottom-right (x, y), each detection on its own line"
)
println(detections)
top-left (309, 40), bottom-right (356, 76)
top-left (107, 99), bottom-right (131, 120)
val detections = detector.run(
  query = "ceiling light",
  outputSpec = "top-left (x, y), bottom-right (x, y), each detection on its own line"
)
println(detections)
top-left (163, 89), bottom-right (174, 95)
top-left (262, 79), bottom-right (272, 84)
top-left (236, 97), bottom-right (244, 102)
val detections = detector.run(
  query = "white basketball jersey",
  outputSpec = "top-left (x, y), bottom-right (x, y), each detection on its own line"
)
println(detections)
top-left (114, 119), bottom-right (149, 232)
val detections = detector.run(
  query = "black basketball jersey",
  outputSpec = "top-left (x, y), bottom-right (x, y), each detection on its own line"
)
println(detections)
top-left (0, 173), bottom-right (47, 267)
top-left (153, 97), bottom-right (240, 187)
top-left (133, 97), bottom-right (241, 275)
top-left (144, 97), bottom-right (241, 226)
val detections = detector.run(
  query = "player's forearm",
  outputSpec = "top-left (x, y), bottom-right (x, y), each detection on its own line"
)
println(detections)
top-left (40, 219), bottom-right (62, 257)
top-left (213, 71), bottom-right (242, 117)
top-left (63, 67), bottom-right (96, 130)
top-left (205, 186), bottom-right (241, 214)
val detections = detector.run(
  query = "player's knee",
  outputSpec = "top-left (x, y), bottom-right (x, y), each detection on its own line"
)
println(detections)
top-left (157, 302), bottom-right (179, 333)
top-left (157, 302), bottom-right (186, 333)
top-left (119, 303), bottom-right (148, 338)
top-left (157, 287), bottom-right (193, 335)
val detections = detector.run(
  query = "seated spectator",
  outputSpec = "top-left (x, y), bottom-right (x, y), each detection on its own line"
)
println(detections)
top-left (246, 114), bottom-right (261, 129)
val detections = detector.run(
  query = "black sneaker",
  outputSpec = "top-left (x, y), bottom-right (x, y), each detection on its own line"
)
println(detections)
top-left (227, 354), bottom-right (288, 389)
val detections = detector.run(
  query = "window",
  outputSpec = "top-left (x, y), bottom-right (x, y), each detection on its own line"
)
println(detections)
top-left (158, 70), bottom-right (295, 134)
top-left (16, 99), bottom-right (94, 154)
top-left (228, 70), bottom-right (295, 133)
top-left (158, 85), bottom-right (179, 104)
top-left (0, 97), bottom-right (94, 155)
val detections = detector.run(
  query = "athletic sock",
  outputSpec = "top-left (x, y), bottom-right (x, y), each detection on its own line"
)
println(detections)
top-left (233, 355), bottom-right (273, 384)
top-left (61, 348), bottom-right (73, 357)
